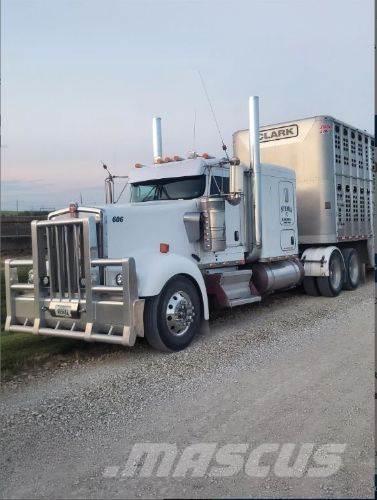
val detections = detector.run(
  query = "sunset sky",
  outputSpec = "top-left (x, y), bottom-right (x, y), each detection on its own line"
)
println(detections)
top-left (1, 0), bottom-right (374, 210)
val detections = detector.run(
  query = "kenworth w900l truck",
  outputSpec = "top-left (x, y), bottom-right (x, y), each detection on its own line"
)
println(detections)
top-left (5, 97), bottom-right (374, 351)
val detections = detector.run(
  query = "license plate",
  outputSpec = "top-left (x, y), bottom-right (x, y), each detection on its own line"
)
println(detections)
top-left (50, 301), bottom-right (79, 318)
top-left (54, 304), bottom-right (72, 318)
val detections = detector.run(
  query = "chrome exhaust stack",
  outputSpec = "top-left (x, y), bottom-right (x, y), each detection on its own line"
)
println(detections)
top-left (249, 96), bottom-right (262, 251)
top-left (152, 117), bottom-right (163, 163)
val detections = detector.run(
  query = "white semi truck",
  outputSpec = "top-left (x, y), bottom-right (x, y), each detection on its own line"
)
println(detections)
top-left (5, 97), bottom-right (374, 351)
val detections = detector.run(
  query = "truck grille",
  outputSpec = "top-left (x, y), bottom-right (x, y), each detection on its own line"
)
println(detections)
top-left (33, 223), bottom-right (85, 300)
top-left (32, 212), bottom-right (102, 301)
top-left (43, 221), bottom-right (85, 300)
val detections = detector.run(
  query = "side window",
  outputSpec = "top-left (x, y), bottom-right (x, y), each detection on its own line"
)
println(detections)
top-left (210, 176), bottom-right (229, 195)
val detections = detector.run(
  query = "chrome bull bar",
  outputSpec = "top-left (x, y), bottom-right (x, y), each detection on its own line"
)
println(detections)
top-left (4, 218), bottom-right (144, 346)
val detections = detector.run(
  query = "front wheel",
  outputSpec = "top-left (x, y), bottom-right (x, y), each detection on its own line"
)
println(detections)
top-left (144, 276), bottom-right (201, 352)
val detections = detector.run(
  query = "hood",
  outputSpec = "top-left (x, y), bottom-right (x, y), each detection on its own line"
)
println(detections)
top-left (102, 199), bottom-right (199, 262)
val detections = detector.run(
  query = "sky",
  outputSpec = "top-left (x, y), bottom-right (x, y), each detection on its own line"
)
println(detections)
top-left (1, 0), bottom-right (374, 210)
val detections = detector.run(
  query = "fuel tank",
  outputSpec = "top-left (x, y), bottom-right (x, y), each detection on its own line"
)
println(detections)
top-left (251, 258), bottom-right (304, 295)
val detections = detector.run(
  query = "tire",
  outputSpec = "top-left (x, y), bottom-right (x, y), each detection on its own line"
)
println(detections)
top-left (302, 276), bottom-right (320, 296)
top-left (316, 250), bottom-right (345, 297)
top-left (341, 247), bottom-right (360, 290)
top-left (144, 276), bottom-right (201, 352)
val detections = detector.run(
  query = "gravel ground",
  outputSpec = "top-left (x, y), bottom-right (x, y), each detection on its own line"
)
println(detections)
top-left (0, 278), bottom-right (374, 499)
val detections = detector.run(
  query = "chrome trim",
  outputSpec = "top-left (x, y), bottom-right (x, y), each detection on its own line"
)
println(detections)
top-left (91, 258), bottom-right (124, 266)
top-left (48, 206), bottom-right (102, 220)
top-left (10, 284), bottom-right (34, 291)
top-left (73, 224), bottom-right (81, 300)
top-left (6, 259), bottom-right (33, 266)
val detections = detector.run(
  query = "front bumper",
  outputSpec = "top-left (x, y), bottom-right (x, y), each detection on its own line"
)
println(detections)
top-left (5, 255), bottom-right (145, 347)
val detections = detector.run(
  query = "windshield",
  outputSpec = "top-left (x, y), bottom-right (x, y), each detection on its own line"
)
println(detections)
top-left (130, 175), bottom-right (206, 202)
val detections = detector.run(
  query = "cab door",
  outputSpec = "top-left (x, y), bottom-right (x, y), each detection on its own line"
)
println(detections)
top-left (279, 181), bottom-right (297, 252)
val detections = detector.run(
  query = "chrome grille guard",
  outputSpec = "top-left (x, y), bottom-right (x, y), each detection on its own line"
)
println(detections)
top-left (4, 217), bottom-right (144, 346)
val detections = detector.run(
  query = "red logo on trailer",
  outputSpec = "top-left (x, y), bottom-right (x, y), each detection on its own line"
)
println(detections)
top-left (320, 124), bottom-right (332, 134)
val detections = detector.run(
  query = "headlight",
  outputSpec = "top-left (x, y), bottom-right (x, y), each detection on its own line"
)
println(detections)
top-left (115, 273), bottom-right (123, 286)
top-left (41, 276), bottom-right (50, 287)
top-left (80, 277), bottom-right (86, 287)
top-left (28, 269), bottom-right (34, 284)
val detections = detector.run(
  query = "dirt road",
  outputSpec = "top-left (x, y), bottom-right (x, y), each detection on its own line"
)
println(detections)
top-left (0, 279), bottom-right (374, 498)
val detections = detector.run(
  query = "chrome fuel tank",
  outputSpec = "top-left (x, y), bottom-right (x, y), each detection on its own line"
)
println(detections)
top-left (251, 258), bottom-right (304, 295)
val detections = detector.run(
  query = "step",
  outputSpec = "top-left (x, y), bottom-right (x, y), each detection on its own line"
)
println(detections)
top-left (220, 269), bottom-right (261, 307)
top-left (229, 295), bottom-right (261, 307)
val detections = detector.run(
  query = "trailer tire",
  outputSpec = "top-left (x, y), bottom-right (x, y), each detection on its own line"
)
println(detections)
top-left (302, 276), bottom-right (320, 296)
top-left (316, 250), bottom-right (345, 297)
top-left (144, 276), bottom-right (201, 352)
top-left (341, 247), bottom-right (360, 290)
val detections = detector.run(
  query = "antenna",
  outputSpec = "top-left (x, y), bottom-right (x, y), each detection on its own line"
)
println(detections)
top-left (198, 70), bottom-right (229, 160)
top-left (193, 109), bottom-right (197, 153)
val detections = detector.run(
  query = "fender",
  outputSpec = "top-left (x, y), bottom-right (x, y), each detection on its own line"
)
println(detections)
top-left (301, 246), bottom-right (344, 277)
top-left (136, 252), bottom-right (209, 320)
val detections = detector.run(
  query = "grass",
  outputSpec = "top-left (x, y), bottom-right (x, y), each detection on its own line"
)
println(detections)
top-left (0, 263), bottom-right (89, 378)
top-left (0, 331), bottom-right (81, 376)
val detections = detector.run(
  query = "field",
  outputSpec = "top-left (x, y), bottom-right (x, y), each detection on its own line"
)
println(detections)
top-left (0, 263), bottom-right (101, 378)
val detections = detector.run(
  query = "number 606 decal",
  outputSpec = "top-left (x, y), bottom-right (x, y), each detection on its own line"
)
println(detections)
top-left (112, 216), bottom-right (124, 223)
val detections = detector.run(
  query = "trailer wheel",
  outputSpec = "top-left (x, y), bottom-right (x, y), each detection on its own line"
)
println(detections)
top-left (302, 277), bottom-right (320, 296)
top-left (342, 247), bottom-right (360, 290)
top-left (144, 276), bottom-right (201, 352)
top-left (316, 250), bottom-right (345, 297)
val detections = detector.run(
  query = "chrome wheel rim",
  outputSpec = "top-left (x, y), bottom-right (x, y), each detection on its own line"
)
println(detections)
top-left (329, 254), bottom-right (342, 290)
top-left (165, 291), bottom-right (195, 336)
top-left (348, 253), bottom-right (359, 284)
